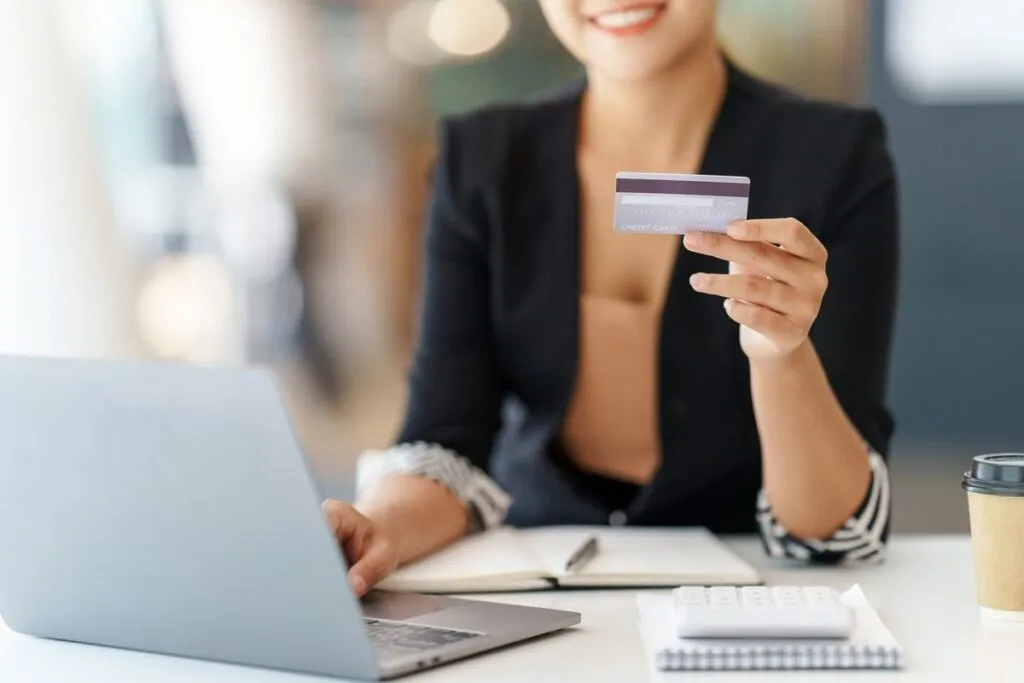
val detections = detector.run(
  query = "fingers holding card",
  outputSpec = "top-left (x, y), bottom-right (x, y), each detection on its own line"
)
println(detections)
top-left (611, 172), bottom-right (828, 362)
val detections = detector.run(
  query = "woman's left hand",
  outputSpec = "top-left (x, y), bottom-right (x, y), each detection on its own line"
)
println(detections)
top-left (684, 218), bottom-right (828, 363)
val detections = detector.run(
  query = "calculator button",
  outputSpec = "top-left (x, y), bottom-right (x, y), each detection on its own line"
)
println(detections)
top-left (739, 586), bottom-right (771, 608)
top-left (802, 586), bottom-right (840, 607)
top-left (708, 587), bottom-right (740, 607)
top-left (674, 586), bottom-right (709, 607)
top-left (771, 586), bottom-right (803, 608)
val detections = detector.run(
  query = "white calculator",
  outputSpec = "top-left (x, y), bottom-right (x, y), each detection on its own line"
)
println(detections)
top-left (672, 586), bottom-right (854, 639)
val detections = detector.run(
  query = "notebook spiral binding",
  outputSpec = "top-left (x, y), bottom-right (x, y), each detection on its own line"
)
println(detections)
top-left (654, 643), bottom-right (903, 671)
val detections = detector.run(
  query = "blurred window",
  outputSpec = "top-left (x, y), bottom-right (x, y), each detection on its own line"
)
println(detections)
top-left (886, 0), bottom-right (1024, 103)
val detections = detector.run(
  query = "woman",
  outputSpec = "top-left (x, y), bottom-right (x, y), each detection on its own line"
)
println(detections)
top-left (324, 0), bottom-right (898, 597)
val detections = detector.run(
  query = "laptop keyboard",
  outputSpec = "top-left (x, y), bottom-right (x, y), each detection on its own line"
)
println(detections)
top-left (363, 618), bottom-right (481, 652)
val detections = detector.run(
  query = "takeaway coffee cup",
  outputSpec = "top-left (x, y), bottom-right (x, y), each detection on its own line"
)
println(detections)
top-left (962, 454), bottom-right (1024, 620)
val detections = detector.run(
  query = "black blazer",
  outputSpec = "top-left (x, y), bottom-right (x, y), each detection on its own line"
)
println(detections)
top-left (396, 63), bottom-right (898, 533)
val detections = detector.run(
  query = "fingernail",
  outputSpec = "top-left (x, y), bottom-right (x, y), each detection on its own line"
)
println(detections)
top-left (726, 222), bottom-right (745, 238)
top-left (723, 299), bottom-right (733, 311)
top-left (690, 273), bottom-right (706, 289)
top-left (684, 232), bottom-right (703, 247)
top-left (351, 575), bottom-right (367, 596)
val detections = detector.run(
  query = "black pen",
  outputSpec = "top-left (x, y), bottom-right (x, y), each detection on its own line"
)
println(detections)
top-left (564, 535), bottom-right (600, 573)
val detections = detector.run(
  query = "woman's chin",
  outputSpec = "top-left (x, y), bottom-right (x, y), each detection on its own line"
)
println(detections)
top-left (585, 55), bottom-right (681, 85)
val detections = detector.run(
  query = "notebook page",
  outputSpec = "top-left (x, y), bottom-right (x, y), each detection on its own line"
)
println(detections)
top-left (837, 585), bottom-right (902, 650)
top-left (376, 527), bottom-right (550, 593)
top-left (523, 526), bottom-right (760, 587)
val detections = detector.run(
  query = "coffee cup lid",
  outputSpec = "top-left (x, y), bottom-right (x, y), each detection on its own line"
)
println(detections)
top-left (962, 454), bottom-right (1024, 497)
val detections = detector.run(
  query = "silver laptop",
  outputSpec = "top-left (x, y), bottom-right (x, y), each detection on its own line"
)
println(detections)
top-left (0, 356), bottom-right (579, 680)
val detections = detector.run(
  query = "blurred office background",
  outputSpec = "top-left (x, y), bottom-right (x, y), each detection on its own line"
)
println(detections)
top-left (2, 0), bottom-right (1021, 533)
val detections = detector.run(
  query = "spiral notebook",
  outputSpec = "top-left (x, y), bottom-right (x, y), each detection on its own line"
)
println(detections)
top-left (637, 585), bottom-right (903, 672)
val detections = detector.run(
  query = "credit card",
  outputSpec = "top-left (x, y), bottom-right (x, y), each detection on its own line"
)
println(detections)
top-left (613, 172), bottom-right (750, 234)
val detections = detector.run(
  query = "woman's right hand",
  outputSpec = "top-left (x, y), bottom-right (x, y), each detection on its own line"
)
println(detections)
top-left (321, 499), bottom-right (399, 598)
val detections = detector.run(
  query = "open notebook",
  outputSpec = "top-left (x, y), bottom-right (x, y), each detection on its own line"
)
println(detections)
top-left (637, 585), bottom-right (903, 672)
top-left (376, 526), bottom-right (761, 593)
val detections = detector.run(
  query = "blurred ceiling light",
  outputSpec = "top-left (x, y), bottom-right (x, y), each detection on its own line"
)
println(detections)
top-left (386, 0), bottom-right (444, 66)
top-left (428, 0), bottom-right (511, 58)
top-left (137, 253), bottom-right (236, 361)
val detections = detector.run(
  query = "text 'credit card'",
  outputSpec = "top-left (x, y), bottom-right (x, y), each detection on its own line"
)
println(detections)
top-left (613, 172), bottom-right (750, 234)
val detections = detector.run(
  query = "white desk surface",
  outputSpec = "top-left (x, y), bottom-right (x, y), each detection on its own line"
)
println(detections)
top-left (1, 535), bottom-right (1021, 682)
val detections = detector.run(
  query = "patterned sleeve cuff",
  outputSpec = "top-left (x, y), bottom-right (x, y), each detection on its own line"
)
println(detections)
top-left (756, 451), bottom-right (891, 565)
top-left (355, 442), bottom-right (513, 532)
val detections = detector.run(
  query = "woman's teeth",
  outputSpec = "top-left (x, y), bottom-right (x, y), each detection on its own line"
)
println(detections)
top-left (593, 7), bottom-right (659, 30)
